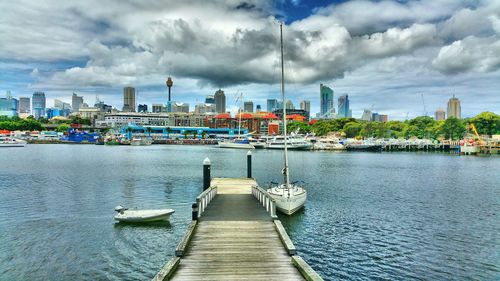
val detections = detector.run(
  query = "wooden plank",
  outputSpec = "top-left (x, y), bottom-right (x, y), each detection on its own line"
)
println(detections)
top-left (291, 256), bottom-right (324, 281)
top-left (152, 256), bottom-right (180, 281)
top-left (175, 220), bottom-right (197, 257)
top-left (274, 220), bottom-right (297, 255)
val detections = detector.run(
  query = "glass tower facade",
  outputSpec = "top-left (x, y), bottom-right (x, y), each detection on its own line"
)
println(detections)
top-left (338, 94), bottom-right (351, 118)
top-left (320, 84), bottom-right (334, 118)
top-left (32, 92), bottom-right (46, 119)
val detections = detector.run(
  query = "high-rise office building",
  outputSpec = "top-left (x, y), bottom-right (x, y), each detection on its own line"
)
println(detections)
top-left (337, 94), bottom-right (351, 118)
top-left (138, 104), bottom-right (148, 113)
top-left (320, 84), bottom-right (334, 118)
top-left (173, 102), bottom-right (189, 113)
top-left (214, 89), bottom-right (226, 113)
top-left (435, 109), bottom-right (446, 121)
top-left (123, 87), bottom-right (136, 112)
top-left (32, 92), bottom-right (46, 119)
top-left (19, 97), bottom-right (30, 113)
top-left (267, 99), bottom-right (278, 112)
top-left (72, 92), bottom-right (84, 112)
top-left (256, 105), bottom-right (262, 113)
top-left (152, 104), bottom-right (166, 113)
top-left (361, 109), bottom-right (372, 121)
top-left (276, 101), bottom-right (283, 110)
top-left (205, 95), bottom-right (215, 104)
top-left (195, 103), bottom-right (216, 114)
top-left (300, 100), bottom-right (310, 113)
top-left (0, 96), bottom-right (18, 117)
top-left (447, 95), bottom-right (461, 119)
top-left (244, 101), bottom-right (254, 112)
top-left (285, 100), bottom-right (294, 110)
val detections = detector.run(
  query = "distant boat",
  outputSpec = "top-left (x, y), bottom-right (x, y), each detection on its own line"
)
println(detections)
top-left (114, 205), bottom-right (174, 223)
top-left (265, 135), bottom-right (311, 150)
top-left (315, 138), bottom-right (345, 150)
top-left (0, 136), bottom-right (27, 147)
top-left (131, 137), bottom-right (153, 146)
top-left (218, 138), bottom-right (255, 149)
top-left (266, 23), bottom-right (307, 215)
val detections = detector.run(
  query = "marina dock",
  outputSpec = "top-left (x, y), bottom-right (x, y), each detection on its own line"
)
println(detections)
top-left (153, 177), bottom-right (322, 281)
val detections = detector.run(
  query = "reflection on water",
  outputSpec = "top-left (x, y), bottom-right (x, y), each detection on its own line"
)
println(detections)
top-left (0, 145), bottom-right (499, 280)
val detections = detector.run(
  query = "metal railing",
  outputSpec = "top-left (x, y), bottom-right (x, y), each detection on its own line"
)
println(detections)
top-left (252, 185), bottom-right (277, 219)
top-left (196, 186), bottom-right (217, 218)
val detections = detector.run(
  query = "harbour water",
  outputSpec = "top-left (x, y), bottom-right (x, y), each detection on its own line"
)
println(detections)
top-left (0, 145), bottom-right (499, 280)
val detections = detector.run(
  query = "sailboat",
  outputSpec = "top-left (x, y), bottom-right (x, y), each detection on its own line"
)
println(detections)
top-left (267, 23), bottom-right (307, 215)
top-left (218, 93), bottom-right (255, 149)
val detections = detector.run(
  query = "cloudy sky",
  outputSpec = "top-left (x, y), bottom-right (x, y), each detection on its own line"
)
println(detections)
top-left (1, 0), bottom-right (499, 119)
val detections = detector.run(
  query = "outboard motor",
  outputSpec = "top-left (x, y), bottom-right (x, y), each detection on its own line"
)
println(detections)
top-left (114, 205), bottom-right (128, 213)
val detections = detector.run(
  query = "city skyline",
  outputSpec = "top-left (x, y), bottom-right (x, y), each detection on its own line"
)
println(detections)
top-left (1, 1), bottom-right (499, 119)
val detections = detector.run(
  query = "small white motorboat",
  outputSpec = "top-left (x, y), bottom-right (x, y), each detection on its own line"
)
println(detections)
top-left (114, 205), bottom-right (174, 222)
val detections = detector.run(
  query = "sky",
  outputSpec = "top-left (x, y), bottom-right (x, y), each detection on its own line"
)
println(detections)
top-left (0, 0), bottom-right (499, 120)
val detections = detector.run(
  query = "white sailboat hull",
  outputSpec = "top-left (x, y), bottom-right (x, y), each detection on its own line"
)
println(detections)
top-left (114, 209), bottom-right (175, 222)
top-left (218, 141), bottom-right (255, 149)
top-left (268, 187), bottom-right (307, 215)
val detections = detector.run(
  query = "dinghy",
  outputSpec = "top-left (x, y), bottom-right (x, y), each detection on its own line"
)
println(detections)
top-left (114, 205), bottom-right (174, 222)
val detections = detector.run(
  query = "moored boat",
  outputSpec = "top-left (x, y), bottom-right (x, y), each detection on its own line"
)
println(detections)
top-left (114, 205), bottom-right (174, 222)
top-left (0, 136), bottom-right (27, 147)
top-left (218, 138), bottom-right (255, 149)
top-left (265, 135), bottom-right (311, 150)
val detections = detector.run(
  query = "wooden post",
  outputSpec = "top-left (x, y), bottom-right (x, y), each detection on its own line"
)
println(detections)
top-left (247, 150), bottom-right (252, 178)
top-left (192, 202), bottom-right (198, 220)
top-left (203, 157), bottom-right (211, 191)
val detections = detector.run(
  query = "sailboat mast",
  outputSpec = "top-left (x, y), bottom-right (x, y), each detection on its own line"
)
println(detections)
top-left (238, 92), bottom-right (242, 138)
top-left (280, 23), bottom-right (290, 190)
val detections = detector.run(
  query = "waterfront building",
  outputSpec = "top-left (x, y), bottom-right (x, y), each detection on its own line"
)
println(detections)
top-left (122, 87), bottom-right (136, 112)
top-left (244, 101), bottom-right (254, 112)
top-left (214, 89), bottom-right (226, 113)
top-left (195, 103), bottom-right (216, 114)
top-left (320, 84), bottom-right (334, 118)
top-left (435, 109), bottom-right (446, 121)
top-left (78, 107), bottom-right (105, 125)
top-left (273, 108), bottom-right (310, 122)
top-left (447, 95), bottom-right (461, 119)
top-left (256, 105), bottom-right (262, 113)
top-left (152, 104), bottom-right (166, 113)
top-left (72, 93), bottom-right (84, 112)
top-left (19, 97), bottom-right (30, 114)
top-left (361, 109), bottom-right (372, 121)
top-left (205, 95), bottom-right (215, 104)
top-left (32, 92), bottom-right (46, 119)
top-left (267, 99), bottom-right (278, 112)
top-left (0, 96), bottom-right (18, 117)
top-left (173, 102), bottom-right (189, 113)
top-left (285, 100), bottom-right (294, 110)
top-left (338, 94), bottom-right (351, 118)
top-left (97, 112), bottom-right (208, 128)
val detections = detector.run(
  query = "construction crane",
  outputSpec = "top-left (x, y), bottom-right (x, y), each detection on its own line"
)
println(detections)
top-left (470, 123), bottom-right (483, 145)
top-left (421, 93), bottom-right (427, 116)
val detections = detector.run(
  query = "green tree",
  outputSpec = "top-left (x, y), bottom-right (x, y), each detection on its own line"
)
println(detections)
top-left (470, 112), bottom-right (500, 136)
top-left (343, 122), bottom-right (363, 138)
top-left (406, 116), bottom-right (435, 139)
top-left (146, 127), bottom-right (153, 136)
top-left (287, 121), bottom-right (311, 134)
top-left (440, 117), bottom-right (465, 140)
top-left (55, 124), bottom-right (70, 133)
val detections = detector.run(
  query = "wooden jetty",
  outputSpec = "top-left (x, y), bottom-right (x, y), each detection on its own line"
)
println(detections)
top-left (153, 177), bottom-right (323, 281)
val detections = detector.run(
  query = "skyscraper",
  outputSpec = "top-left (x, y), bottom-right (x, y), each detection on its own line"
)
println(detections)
top-left (267, 99), bottom-right (278, 112)
top-left (72, 92), bottom-right (83, 111)
top-left (256, 105), bottom-right (262, 113)
top-left (19, 97), bottom-right (30, 113)
top-left (138, 104), bottom-right (148, 113)
top-left (173, 102), bottom-right (189, 113)
top-left (337, 94), bottom-right (350, 118)
top-left (435, 109), bottom-right (446, 121)
top-left (0, 95), bottom-right (18, 117)
top-left (285, 100), bottom-right (294, 110)
top-left (300, 100), bottom-right (310, 113)
top-left (123, 87), bottom-right (136, 112)
top-left (320, 84), bottom-right (334, 118)
top-left (447, 95), bottom-right (461, 119)
top-left (244, 101), bottom-right (254, 112)
top-left (32, 92), bottom-right (46, 119)
top-left (361, 109), bottom-right (372, 121)
top-left (214, 89), bottom-right (226, 113)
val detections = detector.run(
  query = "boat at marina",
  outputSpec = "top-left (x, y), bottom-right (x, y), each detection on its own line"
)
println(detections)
top-left (131, 137), bottom-right (153, 146)
top-left (0, 136), bottom-right (27, 147)
top-left (267, 23), bottom-right (307, 215)
top-left (265, 135), bottom-right (311, 150)
top-left (248, 137), bottom-right (267, 149)
top-left (218, 138), bottom-right (255, 149)
top-left (114, 205), bottom-right (174, 223)
top-left (314, 137), bottom-right (345, 150)
top-left (345, 139), bottom-right (382, 152)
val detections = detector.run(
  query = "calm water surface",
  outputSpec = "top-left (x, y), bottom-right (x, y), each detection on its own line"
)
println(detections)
top-left (0, 145), bottom-right (499, 280)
